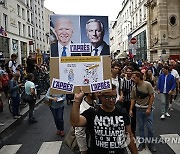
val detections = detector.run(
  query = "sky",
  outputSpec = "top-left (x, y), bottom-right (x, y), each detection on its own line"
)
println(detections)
top-left (44, 0), bottom-right (122, 22)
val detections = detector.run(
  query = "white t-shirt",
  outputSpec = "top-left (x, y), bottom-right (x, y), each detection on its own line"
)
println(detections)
top-left (112, 76), bottom-right (123, 101)
top-left (8, 60), bottom-right (17, 74)
top-left (25, 81), bottom-right (36, 95)
top-left (171, 69), bottom-right (180, 80)
top-left (163, 75), bottom-right (167, 93)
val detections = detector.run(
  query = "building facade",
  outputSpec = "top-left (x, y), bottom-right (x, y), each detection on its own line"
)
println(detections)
top-left (110, 0), bottom-right (148, 61)
top-left (147, 0), bottom-right (180, 61)
top-left (0, 0), bottom-right (50, 65)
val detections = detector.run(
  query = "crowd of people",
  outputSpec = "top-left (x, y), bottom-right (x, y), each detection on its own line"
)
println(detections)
top-left (0, 52), bottom-right (180, 153)
top-left (69, 58), bottom-right (180, 154)
top-left (0, 54), bottom-right (49, 122)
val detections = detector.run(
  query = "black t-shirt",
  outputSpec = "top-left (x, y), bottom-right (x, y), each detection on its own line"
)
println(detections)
top-left (81, 106), bottom-right (130, 154)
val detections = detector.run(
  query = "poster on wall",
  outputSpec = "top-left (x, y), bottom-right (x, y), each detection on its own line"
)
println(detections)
top-left (50, 15), bottom-right (111, 94)
top-left (12, 39), bottom-right (18, 54)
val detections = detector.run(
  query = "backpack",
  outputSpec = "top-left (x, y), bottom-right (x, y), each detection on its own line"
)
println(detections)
top-left (5, 60), bottom-right (16, 74)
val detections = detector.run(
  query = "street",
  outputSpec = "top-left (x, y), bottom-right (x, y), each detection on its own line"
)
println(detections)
top-left (0, 95), bottom-right (180, 154)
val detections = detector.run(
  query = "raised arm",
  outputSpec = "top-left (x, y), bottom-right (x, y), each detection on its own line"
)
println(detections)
top-left (70, 89), bottom-right (87, 127)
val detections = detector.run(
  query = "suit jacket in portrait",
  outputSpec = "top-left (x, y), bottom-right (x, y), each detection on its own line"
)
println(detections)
top-left (50, 41), bottom-right (80, 57)
top-left (82, 41), bottom-right (110, 56)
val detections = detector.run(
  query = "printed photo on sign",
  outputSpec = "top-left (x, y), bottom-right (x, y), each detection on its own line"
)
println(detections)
top-left (80, 16), bottom-right (110, 56)
top-left (50, 15), bottom-right (110, 57)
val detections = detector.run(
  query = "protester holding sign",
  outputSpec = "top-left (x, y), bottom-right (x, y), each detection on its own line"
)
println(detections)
top-left (70, 85), bottom-right (138, 154)
top-left (75, 93), bottom-right (97, 154)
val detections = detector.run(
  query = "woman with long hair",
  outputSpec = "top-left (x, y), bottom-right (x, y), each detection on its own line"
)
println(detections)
top-left (144, 69), bottom-right (156, 88)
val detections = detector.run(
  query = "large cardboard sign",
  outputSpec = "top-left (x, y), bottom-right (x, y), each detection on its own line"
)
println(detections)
top-left (49, 15), bottom-right (111, 94)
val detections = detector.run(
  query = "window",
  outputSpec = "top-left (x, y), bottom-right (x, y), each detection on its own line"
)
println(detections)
top-left (18, 21), bottom-right (21, 35)
top-left (38, 8), bottom-right (40, 16)
top-left (40, 32), bottom-right (41, 40)
top-left (136, 13), bottom-right (138, 26)
top-left (22, 8), bottom-right (25, 19)
top-left (169, 15), bottom-right (177, 26)
top-left (17, 4), bottom-right (20, 16)
top-left (143, 6), bottom-right (146, 19)
top-left (3, 14), bottom-right (8, 31)
top-left (39, 19), bottom-right (41, 28)
top-left (23, 24), bottom-right (26, 36)
top-left (27, 10), bottom-right (30, 22)
top-left (35, 5), bottom-right (37, 14)
top-left (31, 13), bottom-right (33, 24)
top-left (43, 33), bottom-right (45, 42)
top-left (32, 28), bottom-right (34, 37)
top-left (132, 17), bottom-right (134, 29)
top-left (35, 17), bottom-right (37, 27)
top-left (139, 9), bottom-right (142, 23)
top-left (42, 11), bottom-right (44, 19)
top-left (41, 0), bottom-right (44, 7)
top-left (36, 30), bottom-right (38, 39)
top-left (26, 0), bottom-right (29, 7)
top-left (135, 0), bottom-right (137, 8)
top-left (30, 0), bottom-right (33, 9)
top-left (132, 1), bottom-right (134, 12)
top-left (129, 6), bottom-right (131, 14)
top-left (28, 26), bottom-right (31, 37)
top-left (42, 21), bottom-right (44, 30)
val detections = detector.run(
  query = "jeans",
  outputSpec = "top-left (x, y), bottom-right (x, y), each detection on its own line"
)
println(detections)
top-left (136, 108), bottom-right (154, 143)
top-left (50, 106), bottom-right (64, 131)
top-left (159, 93), bottom-right (170, 114)
top-left (11, 95), bottom-right (20, 116)
top-left (27, 97), bottom-right (36, 120)
top-left (122, 101), bottom-right (136, 136)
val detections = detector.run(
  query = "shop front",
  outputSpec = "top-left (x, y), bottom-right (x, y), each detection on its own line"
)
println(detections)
top-left (0, 36), bottom-right (10, 66)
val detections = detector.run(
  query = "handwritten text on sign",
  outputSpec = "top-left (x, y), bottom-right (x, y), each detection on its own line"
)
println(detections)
top-left (51, 78), bottom-right (74, 93)
top-left (90, 79), bottom-right (111, 92)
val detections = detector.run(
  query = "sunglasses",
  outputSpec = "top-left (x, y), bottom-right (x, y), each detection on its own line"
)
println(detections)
top-left (102, 95), bottom-right (117, 101)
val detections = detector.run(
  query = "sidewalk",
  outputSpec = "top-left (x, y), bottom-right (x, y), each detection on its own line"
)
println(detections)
top-left (0, 93), bottom-right (44, 139)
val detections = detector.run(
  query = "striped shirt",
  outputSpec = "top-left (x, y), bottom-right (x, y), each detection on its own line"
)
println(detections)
top-left (122, 78), bottom-right (134, 102)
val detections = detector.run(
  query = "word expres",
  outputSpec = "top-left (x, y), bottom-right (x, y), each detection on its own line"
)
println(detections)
top-left (91, 80), bottom-right (111, 92)
top-left (70, 43), bottom-right (91, 53)
top-left (52, 80), bottom-right (73, 92)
